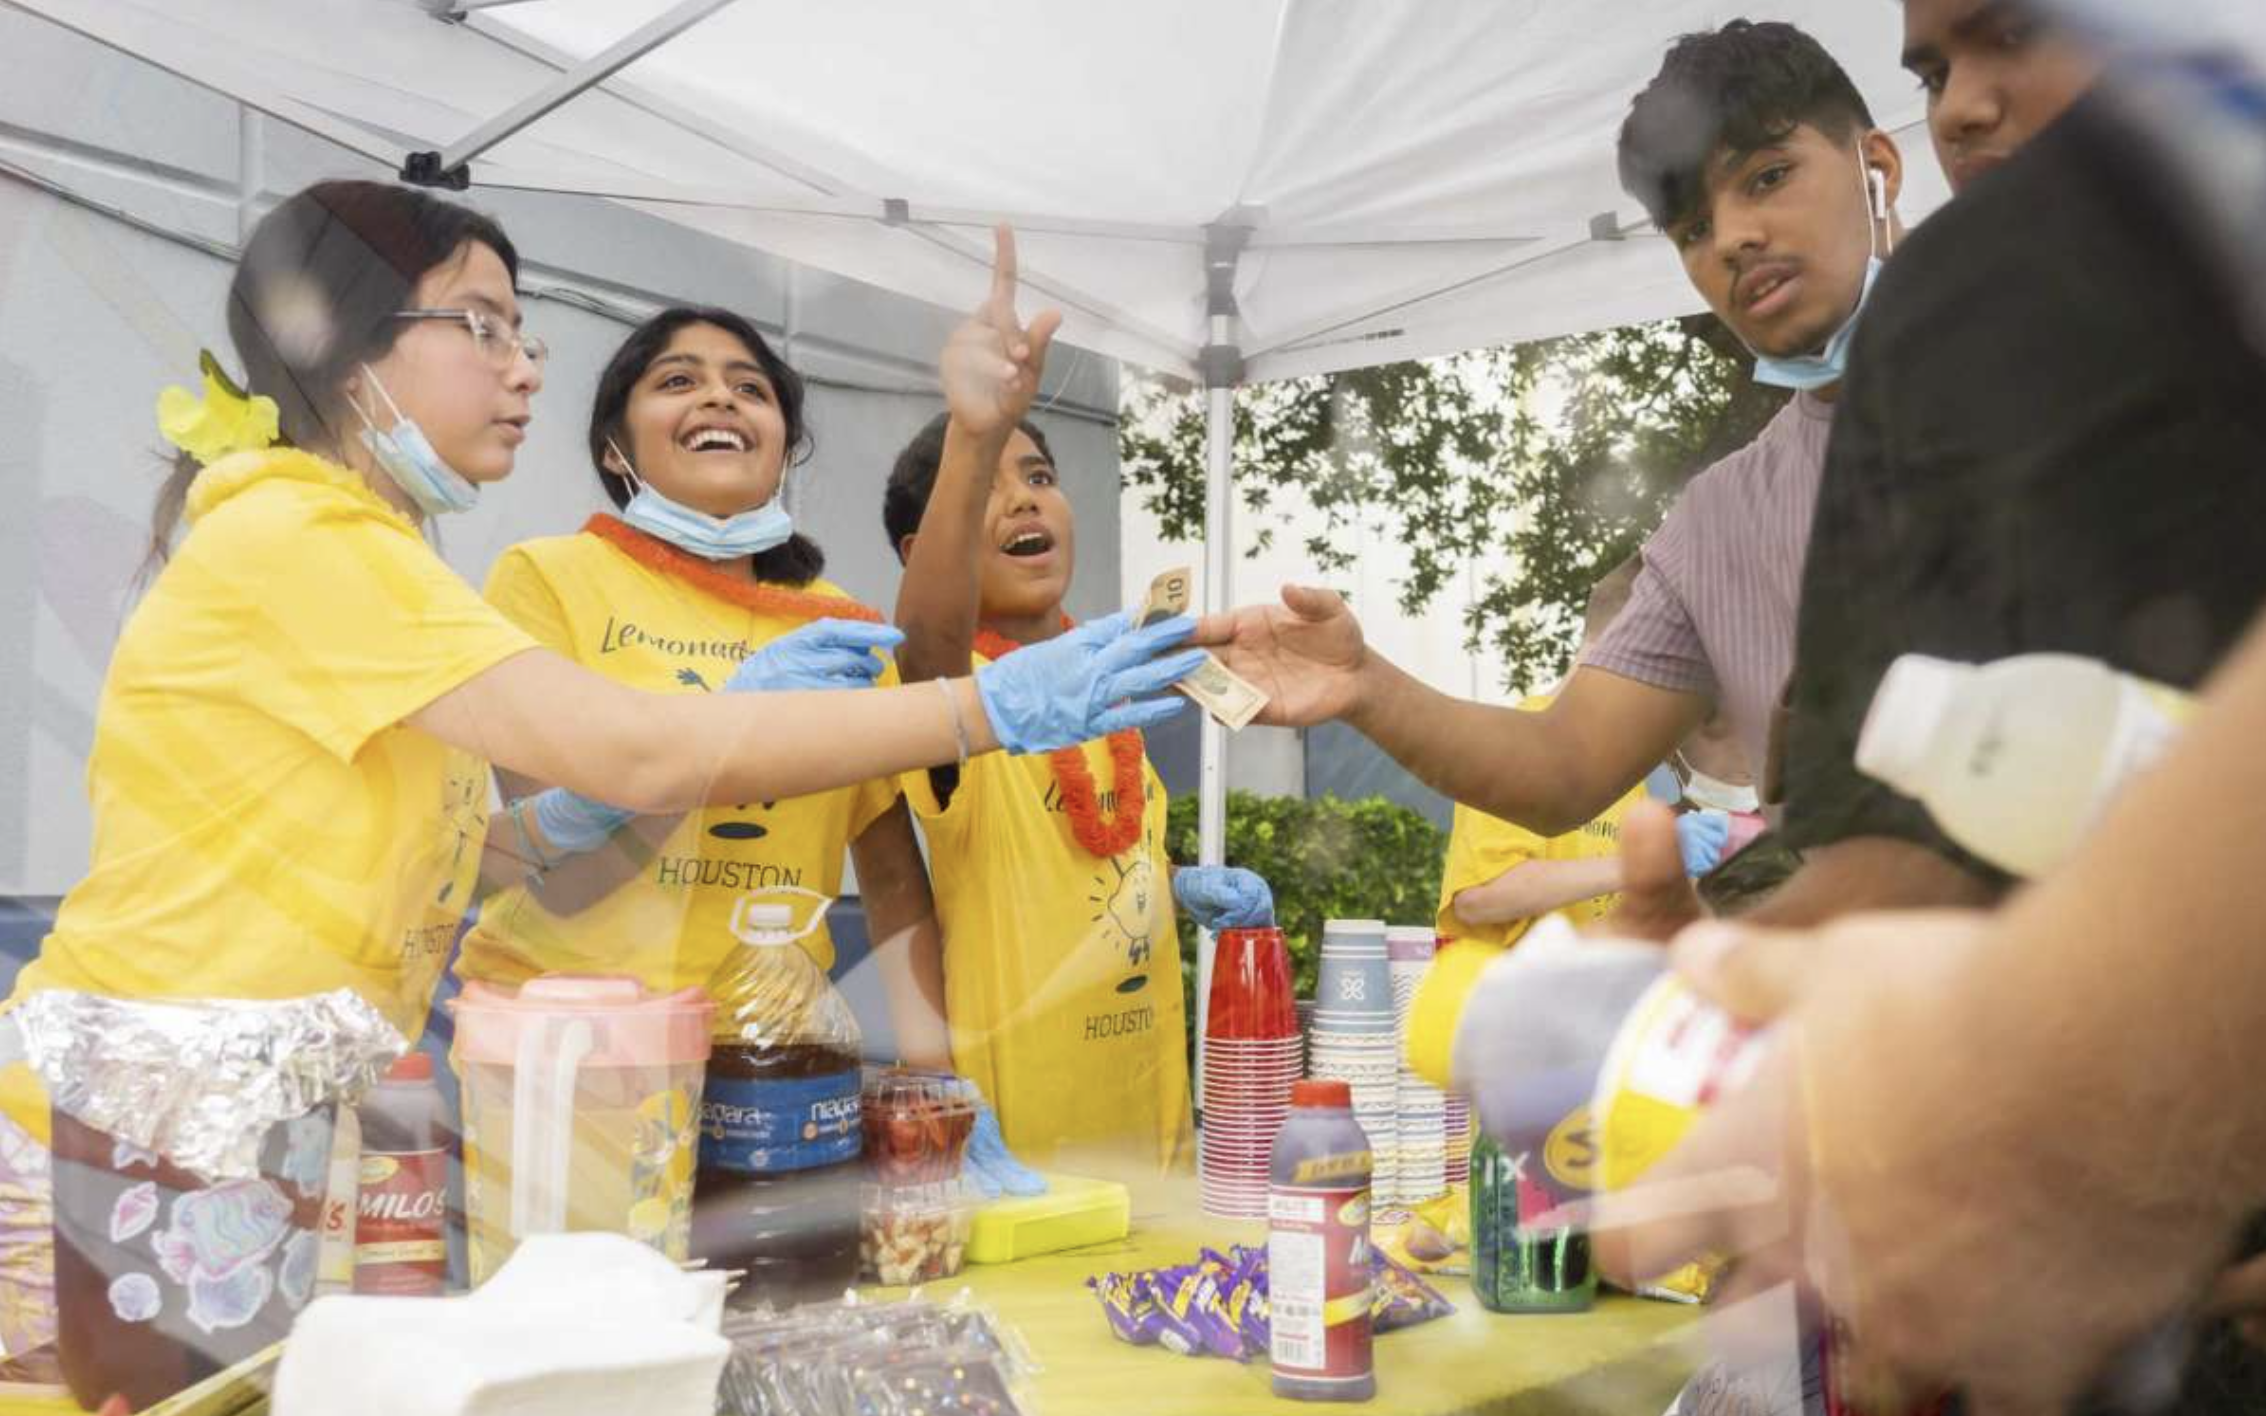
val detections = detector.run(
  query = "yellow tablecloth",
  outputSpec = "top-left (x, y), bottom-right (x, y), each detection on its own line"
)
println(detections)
top-left (926, 1177), bottom-right (1702, 1416)
top-left (1, 1183), bottom-right (1701, 1416)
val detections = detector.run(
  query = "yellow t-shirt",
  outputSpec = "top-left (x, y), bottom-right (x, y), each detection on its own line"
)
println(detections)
top-left (1433, 697), bottom-right (1643, 949)
top-left (4, 448), bottom-right (536, 1136)
top-left (1407, 696), bottom-right (1646, 1090)
top-left (904, 721), bottom-right (1192, 1180)
top-left (457, 529), bottom-right (898, 994)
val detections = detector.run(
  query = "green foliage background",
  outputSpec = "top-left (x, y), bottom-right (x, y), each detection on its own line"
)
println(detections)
top-left (1121, 315), bottom-right (1788, 690)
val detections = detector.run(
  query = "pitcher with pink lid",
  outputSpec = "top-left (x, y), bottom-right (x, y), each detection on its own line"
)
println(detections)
top-left (451, 975), bottom-right (713, 1284)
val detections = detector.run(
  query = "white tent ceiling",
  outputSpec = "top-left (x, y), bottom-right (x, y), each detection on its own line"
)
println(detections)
top-left (11, 0), bottom-right (1946, 385)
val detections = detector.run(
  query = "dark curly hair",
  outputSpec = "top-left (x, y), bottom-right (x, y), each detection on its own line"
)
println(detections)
top-left (1618, 19), bottom-right (1875, 232)
top-left (588, 306), bottom-right (823, 585)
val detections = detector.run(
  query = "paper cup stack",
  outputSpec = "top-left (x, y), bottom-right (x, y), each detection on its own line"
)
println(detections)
top-left (1385, 927), bottom-right (1450, 1211)
top-left (1198, 927), bottom-right (1302, 1219)
top-left (1445, 1092), bottom-right (1473, 1188)
top-left (1306, 918), bottom-right (1399, 1208)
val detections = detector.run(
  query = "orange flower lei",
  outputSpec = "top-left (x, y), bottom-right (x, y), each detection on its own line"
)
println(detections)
top-left (972, 621), bottom-right (1146, 858)
top-left (584, 514), bottom-right (885, 623)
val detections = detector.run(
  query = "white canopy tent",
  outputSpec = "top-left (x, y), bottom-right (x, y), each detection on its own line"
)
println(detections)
top-left (6, 0), bottom-right (1946, 1051)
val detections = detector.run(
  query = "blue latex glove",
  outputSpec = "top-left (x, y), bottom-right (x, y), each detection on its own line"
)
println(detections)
top-left (1172, 866), bottom-right (1274, 930)
top-left (529, 785), bottom-right (634, 856)
top-left (725, 618), bottom-right (904, 694)
top-left (973, 611), bottom-right (1205, 754)
top-left (965, 1101), bottom-right (1047, 1199)
top-left (1676, 808), bottom-right (1733, 877)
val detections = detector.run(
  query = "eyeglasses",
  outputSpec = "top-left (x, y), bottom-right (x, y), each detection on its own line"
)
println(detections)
top-left (394, 308), bottom-right (549, 371)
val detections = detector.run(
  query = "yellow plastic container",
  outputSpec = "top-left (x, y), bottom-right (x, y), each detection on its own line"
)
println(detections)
top-left (964, 1174), bottom-right (1130, 1265)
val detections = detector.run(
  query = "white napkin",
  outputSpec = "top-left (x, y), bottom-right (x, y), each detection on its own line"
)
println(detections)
top-left (273, 1234), bottom-right (728, 1416)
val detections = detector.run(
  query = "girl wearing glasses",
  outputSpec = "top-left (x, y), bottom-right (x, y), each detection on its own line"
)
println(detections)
top-left (454, 306), bottom-right (952, 1073)
top-left (0, 179), bottom-right (1197, 1359)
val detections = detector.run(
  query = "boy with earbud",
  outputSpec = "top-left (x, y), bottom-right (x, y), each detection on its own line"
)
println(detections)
top-left (1197, 21), bottom-right (1923, 936)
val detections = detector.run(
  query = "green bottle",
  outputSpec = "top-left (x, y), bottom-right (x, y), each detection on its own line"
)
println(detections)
top-left (1469, 1130), bottom-right (1595, 1314)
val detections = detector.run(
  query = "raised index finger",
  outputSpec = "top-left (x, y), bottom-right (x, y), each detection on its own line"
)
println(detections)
top-left (986, 224), bottom-right (1019, 320)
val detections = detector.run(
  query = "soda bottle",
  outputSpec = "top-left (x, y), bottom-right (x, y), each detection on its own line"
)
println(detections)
top-left (1469, 1128), bottom-right (1594, 1313)
top-left (1268, 1078), bottom-right (1375, 1403)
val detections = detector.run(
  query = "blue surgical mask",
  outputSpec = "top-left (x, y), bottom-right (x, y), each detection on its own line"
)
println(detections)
top-left (353, 365), bottom-right (480, 516)
top-left (1750, 160), bottom-right (1896, 393)
top-left (1751, 257), bottom-right (1883, 391)
top-left (609, 437), bottom-right (794, 560)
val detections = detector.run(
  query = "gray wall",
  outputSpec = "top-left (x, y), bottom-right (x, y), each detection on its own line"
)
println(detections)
top-left (0, 7), bottom-right (1122, 897)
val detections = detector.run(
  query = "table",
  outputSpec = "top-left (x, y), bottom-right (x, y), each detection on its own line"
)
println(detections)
top-left (3, 1184), bottom-right (1701, 1416)
top-left (930, 1178), bottom-right (1701, 1416)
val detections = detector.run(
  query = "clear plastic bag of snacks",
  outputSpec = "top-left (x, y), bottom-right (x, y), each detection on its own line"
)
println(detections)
top-left (716, 1291), bottom-right (1034, 1416)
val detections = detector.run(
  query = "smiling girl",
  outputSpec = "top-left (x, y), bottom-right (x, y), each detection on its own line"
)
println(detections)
top-left (457, 308), bottom-right (948, 1063)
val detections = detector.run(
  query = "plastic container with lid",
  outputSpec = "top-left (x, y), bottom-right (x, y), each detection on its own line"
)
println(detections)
top-left (861, 1066), bottom-right (979, 1186)
top-left (1857, 652), bottom-right (2192, 878)
top-left (451, 974), bottom-right (714, 1285)
top-left (860, 1178), bottom-right (979, 1285)
top-left (1268, 1078), bottom-right (1375, 1403)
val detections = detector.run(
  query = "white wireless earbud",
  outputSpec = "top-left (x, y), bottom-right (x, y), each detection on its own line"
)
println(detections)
top-left (1867, 167), bottom-right (1889, 222)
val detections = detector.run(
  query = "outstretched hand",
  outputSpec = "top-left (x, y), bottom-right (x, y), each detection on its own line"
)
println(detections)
top-left (1190, 584), bottom-right (1369, 728)
top-left (940, 225), bottom-right (1063, 439)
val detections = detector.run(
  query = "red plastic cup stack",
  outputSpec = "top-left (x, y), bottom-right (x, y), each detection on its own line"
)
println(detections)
top-left (1199, 927), bottom-right (1301, 1220)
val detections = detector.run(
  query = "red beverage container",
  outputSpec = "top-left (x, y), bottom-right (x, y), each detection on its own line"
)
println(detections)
top-left (1268, 1078), bottom-right (1375, 1403)
top-left (353, 1054), bottom-right (449, 1296)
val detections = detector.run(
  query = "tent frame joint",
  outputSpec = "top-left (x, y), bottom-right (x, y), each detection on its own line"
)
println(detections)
top-left (400, 150), bottom-right (473, 191)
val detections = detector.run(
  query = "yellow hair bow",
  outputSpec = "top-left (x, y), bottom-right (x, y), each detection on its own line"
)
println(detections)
top-left (157, 351), bottom-right (280, 466)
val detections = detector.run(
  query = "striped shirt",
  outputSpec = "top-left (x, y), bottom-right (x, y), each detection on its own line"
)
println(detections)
top-left (1580, 391), bottom-right (1835, 788)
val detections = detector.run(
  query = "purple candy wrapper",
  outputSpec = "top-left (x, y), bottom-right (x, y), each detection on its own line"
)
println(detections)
top-left (1142, 1260), bottom-right (1245, 1361)
top-left (1370, 1252), bottom-right (1454, 1333)
top-left (1087, 1272), bottom-right (1165, 1347)
top-left (1212, 1247), bottom-right (1271, 1358)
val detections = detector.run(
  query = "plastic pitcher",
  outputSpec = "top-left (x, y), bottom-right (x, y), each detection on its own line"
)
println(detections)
top-left (452, 975), bottom-right (713, 1285)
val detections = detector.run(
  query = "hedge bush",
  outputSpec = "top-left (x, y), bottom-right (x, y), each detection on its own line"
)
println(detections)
top-left (1167, 791), bottom-right (1448, 1025)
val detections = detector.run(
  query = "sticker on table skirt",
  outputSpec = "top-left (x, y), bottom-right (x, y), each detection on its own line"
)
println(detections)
top-left (278, 1112), bottom-right (330, 1195)
top-left (186, 1259), bottom-right (273, 1334)
top-left (278, 1229), bottom-right (317, 1309)
top-left (153, 1178), bottom-right (291, 1284)
top-left (112, 1138), bottom-right (160, 1172)
top-left (107, 1271), bottom-right (161, 1324)
top-left (110, 1180), bottom-right (159, 1244)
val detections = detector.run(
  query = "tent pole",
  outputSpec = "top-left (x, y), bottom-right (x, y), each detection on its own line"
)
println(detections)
top-left (415, 0), bottom-right (738, 183)
top-left (1192, 214), bottom-right (1253, 1098)
top-left (1194, 378), bottom-right (1233, 1094)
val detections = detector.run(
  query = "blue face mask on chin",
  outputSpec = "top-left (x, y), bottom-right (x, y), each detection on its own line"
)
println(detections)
top-left (1750, 256), bottom-right (1884, 392)
top-left (609, 438), bottom-right (794, 560)
top-left (354, 365), bottom-right (480, 516)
